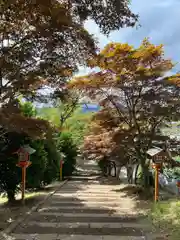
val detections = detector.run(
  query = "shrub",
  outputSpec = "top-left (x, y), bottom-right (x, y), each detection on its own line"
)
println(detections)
top-left (43, 136), bottom-right (60, 185)
top-left (26, 140), bottom-right (48, 188)
top-left (0, 131), bottom-right (25, 202)
top-left (57, 132), bottom-right (78, 178)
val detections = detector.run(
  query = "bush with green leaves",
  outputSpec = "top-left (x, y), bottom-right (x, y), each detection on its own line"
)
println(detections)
top-left (163, 167), bottom-right (180, 179)
top-left (26, 140), bottom-right (48, 188)
top-left (56, 132), bottom-right (78, 178)
top-left (0, 100), bottom-right (80, 202)
top-left (42, 136), bottom-right (60, 185)
top-left (0, 131), bottom-right (25, 202)
top-left (0, 101), bottom-right (59, 202)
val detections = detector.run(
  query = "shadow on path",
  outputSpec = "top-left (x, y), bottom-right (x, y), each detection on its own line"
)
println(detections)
top-left (7, 178), bottom-right (151, 239)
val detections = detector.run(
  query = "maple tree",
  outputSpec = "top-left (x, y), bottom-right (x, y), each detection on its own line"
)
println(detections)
top-left (82, 107), bottom-right (136, 180)
top-left (0, 99), bottom-right (50, 138)
top-left (0, 0), bottom-right (137, 137)
top-left (70, 39), bottom-right (180, 187)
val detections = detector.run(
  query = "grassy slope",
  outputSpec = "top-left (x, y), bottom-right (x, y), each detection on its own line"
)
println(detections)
top-left (150, 199), bottom-right (180, 239)
top-left (36, 107), bottom-right (61, 125)
top-left (36, 106), bottom-right (94, 143)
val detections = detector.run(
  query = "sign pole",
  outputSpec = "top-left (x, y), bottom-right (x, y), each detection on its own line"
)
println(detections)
top-left (154, 165), bottom-right (159, 202)
top-left (176, 180), bottom-right (180, 196)
top-left (22, 166), bottom-right (26, 203)
top-left (14, 145), bottom-right (35, 204)
top-left (60, 160), bottom-right (63, 181)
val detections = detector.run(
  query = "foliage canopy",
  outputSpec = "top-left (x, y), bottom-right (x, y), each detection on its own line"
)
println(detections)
top-left (70, 39), bottom-right (180, 187)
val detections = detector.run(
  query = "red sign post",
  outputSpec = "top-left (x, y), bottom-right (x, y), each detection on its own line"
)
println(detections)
top-left (176, 180), bottom-right (180, 195)
top-left (152, 156), bottom-right (162, 202)
top-left (14, 146), bottom-right (33, 203)
top-left (60, 159), bottom-right (64, 181)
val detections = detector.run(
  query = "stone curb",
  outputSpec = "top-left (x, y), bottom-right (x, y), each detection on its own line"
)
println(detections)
top-left (0, 179), bottom-right (68, 240)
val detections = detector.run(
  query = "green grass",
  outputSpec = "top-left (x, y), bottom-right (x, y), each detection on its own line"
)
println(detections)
top-left (0, 192), bottom-right (44, 205)
top-left (150, 199), bottom-right (180, 239)
top-left (175, 156), bottom-right (180, 162)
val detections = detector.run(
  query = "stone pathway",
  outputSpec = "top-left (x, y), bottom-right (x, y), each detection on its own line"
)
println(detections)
top-left (6, 177), bottom-right (152, 240)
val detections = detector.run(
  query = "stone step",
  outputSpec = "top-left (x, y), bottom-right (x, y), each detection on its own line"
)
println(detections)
top-left (34, 212), bottom-right (140, 218)
top-left (38, 207), bottom-right (113, 214)
top-left (38, 206), bottom-right (131, 214)
top-left (56, 190), bottom-right (118, 193)
top-left (53, 194), bottom-right (123, 199)
top-left (25, 221), bottom-right (149, 229)
top-left (13, 224), bottom-right (145, 236)
top-left (53, 193), bottom-right (124, 199)
top-left (59, 189), bottom-right (119, 191)
top-left (52, 197), bottom-right (123, 202)
top-left (49, 196), bottom-right (92, 202)
top-left (56, 189), bottom-right (122, 193)
top-left (67, 180), bottom-right (101, 183)
top-left (28, 213), bottom-right (143, 223)
top-left (69, 176), bottom-right (101, 181)
top-left (50, 197), bottom-right (124, 203)
top-left (10, 234), bottom-right (146, 240)
top-left (44, 201), bottom-right (127, 207)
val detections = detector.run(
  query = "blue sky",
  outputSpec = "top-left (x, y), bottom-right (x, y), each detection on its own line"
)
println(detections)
top-left (78, 0), bottom-right (180, 75)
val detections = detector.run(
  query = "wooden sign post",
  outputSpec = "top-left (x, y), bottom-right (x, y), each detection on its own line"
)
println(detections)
top-left (153, 164), bottom-right (161, 202)
top-left (176, 180), bottom-right (180, 195)
top-left (147, 147), bottom-right (167, 203)
top-left (60, 159), bottom-right (64, 181)
top-left (59, 153), bottom-right (65, 181)
top-left (14, 145), bottom-right (36, 204)
top-left (17, 160), bottom-right (32, 203)
top-left (153, 155), bottom-right (163, 202)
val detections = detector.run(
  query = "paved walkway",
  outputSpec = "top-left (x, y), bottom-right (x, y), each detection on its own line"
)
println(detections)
top-left (8, 177), bottom-right (151, 240)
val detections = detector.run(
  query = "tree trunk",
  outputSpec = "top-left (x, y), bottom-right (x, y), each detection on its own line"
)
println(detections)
top-left (141, 161), bottom-right (150, 189)
top-left (7, 190), bottom-right (16, 203)
top-left (127, 165), bottom-right (133, 184)
top-left (116, 166), bottom-right (121, 180)
top-left (134, 164), bottom-right (139, 184)
top-left (111, 161), bottom-right (116, 177)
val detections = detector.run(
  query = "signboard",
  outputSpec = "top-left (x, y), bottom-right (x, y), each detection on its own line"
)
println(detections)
top-left (147, 147), bottom-right (163, 157)
top-left (22, 145), bottom-right (36, 155)
top-left (154, 155), bottom-right (163, 164)
top-left (14, 147), bottom-right (29, 162)
top-left (19, 150), bottom-right (29, 162)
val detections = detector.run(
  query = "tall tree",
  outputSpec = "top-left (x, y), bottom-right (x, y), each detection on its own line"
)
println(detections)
top-left (69, 39), bottom-right (180, 187)
top-left (0, 0), bottom-right (137, 136)
top-left (64, 106), bottom-right (94, 145)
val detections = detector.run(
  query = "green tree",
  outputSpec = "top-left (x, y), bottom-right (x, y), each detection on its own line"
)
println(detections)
top-left (0, 101), bottom-right (58, 202)
top-left (63, 107), bottom-right (94, 145)
top-left (0, 131), bottom-right (26, 202)
top-left (20, 102), bottom-right (60, 187)
top-left (56, 132), bottom-right (78, 178)
top-left (26, 140), bottom-right (48, 188)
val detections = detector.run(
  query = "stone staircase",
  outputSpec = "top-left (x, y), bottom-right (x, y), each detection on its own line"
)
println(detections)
top-left (9, 179), bottom-right (151, 240)
top-left (73, 159), bottom-right (101, 179)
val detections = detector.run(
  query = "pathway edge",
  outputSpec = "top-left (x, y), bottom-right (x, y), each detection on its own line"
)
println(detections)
top-left (0, 179), bottom-right (68, 239)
